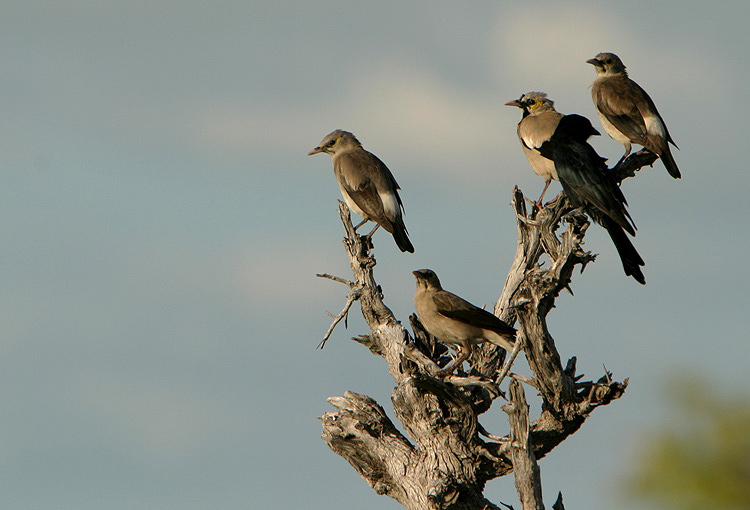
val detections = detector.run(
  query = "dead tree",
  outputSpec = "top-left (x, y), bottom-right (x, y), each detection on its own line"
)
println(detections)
top-left (318, 151), bottom-right (657, 510)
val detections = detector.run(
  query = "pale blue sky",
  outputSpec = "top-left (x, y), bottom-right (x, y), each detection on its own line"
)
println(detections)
top-left (1, 1), bottom-right (748, 509)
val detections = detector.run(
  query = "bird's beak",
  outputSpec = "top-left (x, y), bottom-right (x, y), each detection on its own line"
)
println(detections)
top-left (586, 58), bottom-right (601, 67)
top-left (504, 99), bottom-right (521, 107)
top-left (412, 270), bottom-right (427, 280)
top-left (307, 146), bottom-right (323, 156)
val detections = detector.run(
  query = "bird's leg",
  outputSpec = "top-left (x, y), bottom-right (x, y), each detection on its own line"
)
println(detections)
top-left (438, 343), bottom-right (472, 377)
top-left (353, 218), bottom-right (369, 231)
top-left (623, 142), bottom-right (632, 158)
top-left (616, 143), bottom-right (633, 168)
top-left (535, 180), bottom-right (552, 210)
top-left (364, 223), bottom-right (380, 240)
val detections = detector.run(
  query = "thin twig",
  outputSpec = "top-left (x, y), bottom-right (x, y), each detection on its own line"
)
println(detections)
top-left (509, 373), bottom-right (538, 390)
top-left (495, 332), bottom-right (526, 387)
top-left (316, 273), bottom-right (355, 287)
top-left (478, 423), bottom-right (510, 443)
top-left (444, 374), bottom-right (504, 397)
top-left (317, 283), bottom-right (363, 349)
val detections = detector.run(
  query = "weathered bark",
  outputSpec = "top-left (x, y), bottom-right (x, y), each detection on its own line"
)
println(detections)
top-left (504, 379), bottom-right (544, 510)
top-left (319, 152), bottom-right (651, 509)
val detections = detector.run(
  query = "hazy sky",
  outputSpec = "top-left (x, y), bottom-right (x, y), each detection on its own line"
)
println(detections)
top-left (1, 1), bottom-right (749, 509)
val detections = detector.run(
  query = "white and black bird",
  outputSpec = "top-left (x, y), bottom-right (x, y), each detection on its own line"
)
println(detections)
top-left (308, 130), bottom-right (414, 253)
top-left (507, 93), bottom-right (646, 284)
top-left (413, 269), bottom-right (516, 375)
top-left (505, 92), bottom-right (563, 207)
top-left (587, 52), bottom-right (680, 178)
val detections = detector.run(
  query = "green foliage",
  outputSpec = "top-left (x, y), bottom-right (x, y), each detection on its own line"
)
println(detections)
top-left (628, 377), bottom-right (750, 510)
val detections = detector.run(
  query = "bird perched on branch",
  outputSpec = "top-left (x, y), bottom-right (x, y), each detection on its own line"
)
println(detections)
top-left (587, 52), bottom-right (680, 178)
top-left (505, 92), bottom-right (563, 208)
top-left (308, 130), bottom-right (414, 253)
top-left (507, 93), bottom-right (646, 284)
top-left (412, 269), bottom-right (516, 375)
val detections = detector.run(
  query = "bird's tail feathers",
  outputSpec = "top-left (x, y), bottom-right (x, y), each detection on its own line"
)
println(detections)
top-left (659, 146), bottom-right (681, 179)
top-left (392, 220), bottom-right (414, 253)
top-left (601, 203), bottom-right (636, 237)
top-left (647, 134), bottom-right (681, 178)
top-left (602, 216), bottom-right (646, 284)
top-left (486, 331), bottom-right (515, 353)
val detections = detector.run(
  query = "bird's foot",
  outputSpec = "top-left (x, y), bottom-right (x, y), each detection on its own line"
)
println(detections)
top-left (614, 153), bottom-right (629, 169)
top-left (522, 196), bottom-right (544, 218)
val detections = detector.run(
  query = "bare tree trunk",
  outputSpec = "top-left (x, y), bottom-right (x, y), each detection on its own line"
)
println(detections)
top-left (318, 151), bottom-right (655, 509)
top-left (505, 379), bottom-right (544, 510)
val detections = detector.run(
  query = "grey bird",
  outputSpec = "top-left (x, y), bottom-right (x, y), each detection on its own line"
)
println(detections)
top-left (587, 52), bottom-right (680, 178)
top-left (505, 92), bottom-right (564, 207)
top-left (508, 93), bottom-right (646, 284)
top-left (308, 130), bottom-right (414, 253)
top-left (413, 269), bottom-right (516, 375)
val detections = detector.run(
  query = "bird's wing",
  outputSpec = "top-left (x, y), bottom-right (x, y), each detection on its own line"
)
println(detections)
top-left (336, 150), bottom-right (406, 227)
top-left (518, 110), bottom-right (562, 151)
top-left (594, 76), bottom-right (648, 142)
top-left (432, 291), bottom-right (516, 337)
top-left (629, 82), bottom-right (678, 149)
top-left (334, 152), bottom-right (391, 227)
top-left (553, 141), bottom-right (636, 235)
top-left (363, 150), bottom-right (405, 221)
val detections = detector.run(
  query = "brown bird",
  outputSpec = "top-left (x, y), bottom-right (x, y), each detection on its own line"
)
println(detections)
top-left (588, 52), bottom-right (680, 178)
top-left (308, 130), bottom-right (414, 253)
top-left (508, 93), bottom-right (646, 284)
top-left (413, 269), bottom-right (516, 375)
top-left (505, 92), bottom-right (564, 208)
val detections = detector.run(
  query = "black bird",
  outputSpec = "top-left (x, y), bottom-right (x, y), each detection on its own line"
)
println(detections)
top-left (539, 113), bottom-right (646, 284)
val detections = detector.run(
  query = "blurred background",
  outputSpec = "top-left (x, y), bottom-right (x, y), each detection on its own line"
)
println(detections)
top-left (1, 1), bottom-right (749, 509)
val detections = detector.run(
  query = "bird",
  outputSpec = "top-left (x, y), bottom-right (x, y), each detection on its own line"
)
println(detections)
top-left (507, 93), bottom-right (646, 284)
top-left (412, 269), bottom-right (516, 375)
top-left (587, 52), bottom-right (680, 178)
top-left (505, 92), bottom-right (563, 208)
top-left (308, 130), bottom-right (414, 253)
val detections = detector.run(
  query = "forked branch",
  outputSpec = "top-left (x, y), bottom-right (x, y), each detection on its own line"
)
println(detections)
top-left (318, 185), bottom-right (630, 509)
